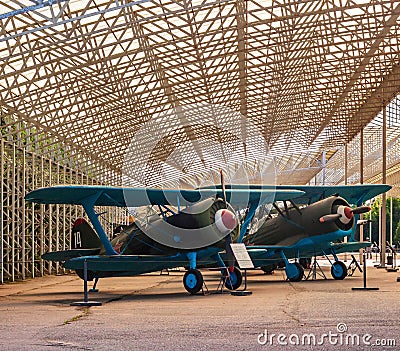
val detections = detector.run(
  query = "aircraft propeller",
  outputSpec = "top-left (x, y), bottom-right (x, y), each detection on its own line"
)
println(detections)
top-left (219, 169), bottom-right (236, 272)
top-left (319, 213), bottom-right (341, 223)
top-left (319, 205), bottom-right (371, 224)
top-left (350, 205), bottom-right (371, 215)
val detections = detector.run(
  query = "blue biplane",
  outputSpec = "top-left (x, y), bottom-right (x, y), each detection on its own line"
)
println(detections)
top-left (25, 185), bottom-right (303, 294)
top-left (205, 184), bottom-right (391, 281)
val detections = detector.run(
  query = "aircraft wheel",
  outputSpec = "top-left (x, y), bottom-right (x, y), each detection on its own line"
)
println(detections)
top-left (331, 261), bottom-right (347, 280)
top-left (286, 262), bottom-right (304, 282)
top-left (224, 267), bottom-right (243, 290)
top-left (183, 269), bottom-right (204, 294)
top-left (299, 257), bottom-right (311, 269)
top-left (261, 264), bottom-right (277, 274)
top-left (75, 269), bottom-right (96, 281)
top-left (277, 260), bottom-right (286, 268)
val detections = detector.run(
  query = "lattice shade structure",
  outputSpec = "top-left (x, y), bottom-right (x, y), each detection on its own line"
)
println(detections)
top-left (2, 0), bottom-right (400, 284)
top-left (318, 96), bottom-right (400, 196)
top-left (1, 0), bottom-right (400, 186)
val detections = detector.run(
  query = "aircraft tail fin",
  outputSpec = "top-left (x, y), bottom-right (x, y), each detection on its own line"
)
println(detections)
top-left (41, 218), bottom-right (102, 262)
top-left (72, 218), bottom-right (103, 249)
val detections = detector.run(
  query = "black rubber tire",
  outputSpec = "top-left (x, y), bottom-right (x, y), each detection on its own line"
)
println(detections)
top-left (331, 261), bottom-right (347, 280)
top-left (183, 269), bottom-right (204, 294)
top-left (224, 267), bottom-right (243, 290)
top-left (261, 264), bottom-right (277, 274)
top-left (287, 262), bottom-right (304, 282)
top-left (299, 257), bottom-right (311, 269)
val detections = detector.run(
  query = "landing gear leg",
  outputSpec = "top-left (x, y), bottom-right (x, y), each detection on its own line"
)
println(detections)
top-left (281, 251), bottom-right (304, 282)
top-left (212, 253), bottom-right (243, 291)
top-left (323, 249), bottom-right (348, 280)
top-left (183, 252), bottom-right (205, 295)
top-left (90, 277), bottom-right (99, 293)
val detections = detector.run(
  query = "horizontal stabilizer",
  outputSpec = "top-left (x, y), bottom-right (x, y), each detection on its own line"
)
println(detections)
top-left (330, 242), bottom-right (370, 253)
top-left (42, 249), bottom-right (101, 262)
top-left (246, 245), bottom-right (288, 251)
top-left (61, 252), bottom-right (215, 275)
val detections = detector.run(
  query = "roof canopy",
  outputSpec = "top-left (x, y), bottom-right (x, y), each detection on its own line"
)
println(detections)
top-left (1, 0), bottom-right (400, 187)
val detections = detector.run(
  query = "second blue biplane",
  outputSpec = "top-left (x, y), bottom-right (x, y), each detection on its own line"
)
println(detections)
top-left (207, 184), bottom-right (391, 281)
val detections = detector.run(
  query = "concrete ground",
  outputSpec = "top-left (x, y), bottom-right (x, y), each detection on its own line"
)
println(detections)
top-left (0, 258), bottom-right (399, 351)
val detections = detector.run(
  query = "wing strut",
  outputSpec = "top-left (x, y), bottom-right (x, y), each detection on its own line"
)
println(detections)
top-left (81, 192), bottom-right (118, 256)
top-left (238, 201), bottom-right (259, 243)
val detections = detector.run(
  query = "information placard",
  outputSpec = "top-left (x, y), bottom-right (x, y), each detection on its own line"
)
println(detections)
top-left (230, 243), bottom-right (254, 269)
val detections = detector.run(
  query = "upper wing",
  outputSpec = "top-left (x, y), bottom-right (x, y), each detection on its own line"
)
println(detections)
top-left (198, 184), bottom-right (391, 205)
top-left (25, 185), bottom-right (305, 207)
top-left (274, 184), bottom-right (391, 205)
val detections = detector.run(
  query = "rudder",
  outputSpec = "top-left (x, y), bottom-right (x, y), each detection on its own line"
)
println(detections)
top-left (72, 218), bottom-right (103, 249)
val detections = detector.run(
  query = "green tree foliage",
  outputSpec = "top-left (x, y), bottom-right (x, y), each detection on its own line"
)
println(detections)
top-left (364, 197), bottom-right (400, 246)
top-left (394, 220), bottom-right (400, 246)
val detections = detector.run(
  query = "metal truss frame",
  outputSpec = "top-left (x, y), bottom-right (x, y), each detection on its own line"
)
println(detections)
top-left (1, 113), bottom-right (127, 283)
top-left (315, 96), bottom-right (400, 197)
top-left (1, 1), bottom-right (400, 282)
top-left (0, 0), bottom-right (399, 185)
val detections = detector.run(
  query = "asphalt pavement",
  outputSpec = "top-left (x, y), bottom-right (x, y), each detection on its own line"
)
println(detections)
top-left (0, 259), bottom-right (399, 351)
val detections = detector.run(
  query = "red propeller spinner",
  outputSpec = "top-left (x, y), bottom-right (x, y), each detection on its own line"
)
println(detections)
top-left (215, 209), bottom-right (237, 234)
top-left (319, 205), bottom-right (371, 224)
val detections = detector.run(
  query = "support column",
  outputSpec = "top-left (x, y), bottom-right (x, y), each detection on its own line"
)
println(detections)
top-left (380, 103), bottom-right (387, 267)
top-left (344, 143), bottom-right (348, 261)
top-left (22, 148), bottom-right (26, 280)
top-left (11, 144), bottom-right (16, 281)
top-left (344, 143), bottom-right (348, 185)
top-left (322, 150), bottom-right (326, 185)
top-left (360, 129), bottom-right (364, 185)
top-left (40, 156), bottom-right (44, 277)
top-left (31, 155), bottom-right (35, 278)
top-left (359, 130), bottom-right (364, 264)
top-left (390, 196), bottom-right (393, 247)
top-left (1, 139), bottom-right (3, 284)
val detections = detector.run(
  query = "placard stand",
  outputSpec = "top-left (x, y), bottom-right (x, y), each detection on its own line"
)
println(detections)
top-left (229, 243), bottom-right (253, 296)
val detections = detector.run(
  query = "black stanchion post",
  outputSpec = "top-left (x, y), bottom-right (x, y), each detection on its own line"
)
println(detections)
top-left (243, 269), bottom-right (248, 291)
top-left (352, 251), bottom-right (379, 291)
top-left (83, 259), bottom-right (88, 302)
top-left (71, 259), bottom-right (102, 306)
top-left (363, 252), bottom-right (367, 289)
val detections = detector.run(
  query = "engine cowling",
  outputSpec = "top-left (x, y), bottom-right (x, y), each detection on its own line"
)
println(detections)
top-left (246, 196), bottom-right (358, 246)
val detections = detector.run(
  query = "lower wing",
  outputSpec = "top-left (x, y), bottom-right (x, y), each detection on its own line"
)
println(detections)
top-left (42, 249), bottom-right (101, 262)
